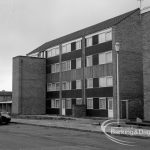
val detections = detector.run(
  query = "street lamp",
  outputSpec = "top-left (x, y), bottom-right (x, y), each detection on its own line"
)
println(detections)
top-left (115, 42), bottom-right (120, 127)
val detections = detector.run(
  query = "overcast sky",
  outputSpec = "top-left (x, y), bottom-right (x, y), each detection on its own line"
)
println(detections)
top-left (0, 0), bottom-right (150, 91)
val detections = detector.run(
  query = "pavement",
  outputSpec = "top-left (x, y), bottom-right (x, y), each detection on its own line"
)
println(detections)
top-left (11, 115), bottom-right (150, 138)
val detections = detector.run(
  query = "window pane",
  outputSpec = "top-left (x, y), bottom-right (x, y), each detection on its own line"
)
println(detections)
top-left (76, 58), bottom-right (81, 69)
top-left (106, 31), bottom-right (112, 41)
top-left (99, 77), bottom-right (106, 87)
top-left (86, 37), bottom-right (92, 47)
top-left (55, 99), bottom-right (60, 108)
top-left (86, 55), bottom-right (93, 67)
top-left (47, 83), bottom-right (52, 91)
top-left (62, 45), bottom-right (67, 54)
top-left (76, 98), bottom-right (82, 105)
top-left (106, 51), bottom-right (112, 63)
top-left (99, 98), bottom-right (106, 109)
top-left (62, 61), bottom-right (67, 71)
top-left (51, 64), bottom-right (55, 73)
top-left (99, 53), bottom-right (105, 64)
top-left (87, 78), bottom-right (93, 88)
top-left (76, 80), bottom-right (81, 89)
top-left (55, 63), bottom-right (60, 72)
top-left (106, 76), bottom-right (113, 87)
top-left (67, 60), bottom-right (71, 71)
top-left (56, 82), bottom-right (60, 91)
top-left (99, 33), bottom-right (105, 43)
top-left (66, 99), bottom-right (72, 109)
top-left (47, 50), bottom-right (52, 58)
top-left (87, 98), bottom-right (93, 109)
top-left (52, 83), bottom-right (56, 91)
top-left (62, 82), bottom-right (67, 90)
top-left (55, 47), bottom-right (60, 55)
top-left (66, 44), bottom-right (71, 53)
top-left (76, 40), bottom-right (81, 50)
top-left (51, 99), bottom-right (55, 108)
top-left (52, 49), bottom-right (55, 56)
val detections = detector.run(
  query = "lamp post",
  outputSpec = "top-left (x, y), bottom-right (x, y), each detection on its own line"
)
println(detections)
top-left (115, 42), bottom-right (120, 127)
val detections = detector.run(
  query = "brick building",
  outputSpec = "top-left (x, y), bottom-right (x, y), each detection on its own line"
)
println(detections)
top-left (12, 7), bottom-right (150, 120)
top-left (0, 91), bottom-right (12, 113)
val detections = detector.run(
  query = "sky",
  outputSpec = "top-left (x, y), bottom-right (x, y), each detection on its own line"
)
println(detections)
top-left (0, 0), bottom-right (150, 91)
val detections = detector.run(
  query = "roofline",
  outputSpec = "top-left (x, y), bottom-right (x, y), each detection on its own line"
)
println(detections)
top-left (27, 8), bottom-right (139, 55)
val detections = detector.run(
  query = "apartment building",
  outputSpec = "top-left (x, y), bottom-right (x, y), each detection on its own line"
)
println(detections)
top-left (12, 7), bottom-right (150, 120)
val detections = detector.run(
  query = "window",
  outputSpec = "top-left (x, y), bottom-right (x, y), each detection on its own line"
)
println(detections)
top-left (55, 99), bottom-right (60, 108)
top-left (56, 82), bottom-right (60, 91)
top-left (55, 47), bottom-right (60, 55)
top-left (87, 98), bottom-right (93, 109)
top-left (67, 60), bottom-right (71, 70)
top-left (106, 76), bottom-right (113, 87)
top-left (86, 37), bottom-right (92, 47)
top-left (86, 55), bottom-right (93, 67)
top-left (106, 51), bottom-right (112, 63)
top-left (51, 64), bottom-right (55, 73)
top-left (87, 78), bottom-right (93, 88)
top-left (47, 83), bottom-right (52, 91)
top-left (66, 44), bottom-right (71, 53)
top-left (76, 80), bottom-right (81, 89)
top-left (51, 99), bottom-right (55, 108)
top-left (76, 40), bottom-right (81, 50)
top-left (76, 58), bottom-right (81, 69)
top-left (55, 63), bottom-right (60, 72)
top-left (66, 98), bottom-right (72, 109)
top-left (99, 77), bottom-right (106, 87)
top-left (99, 53), bottom-right (105, 64)
top-left (99, 33), bottom-right (106, 43)
top-left (106, 31), bottom-right (112, 41)
top-left (47, 49), bottom-right (52, 58)
top-left (76, 98), bottom-right (82, 105)
top-left (62, 61), bottom-right (67, 71)
top-left (62, 45), bottom-right (67, 54)
top-left (99, 98), bottom-right (106, 109)
top-left (52, 83), bottom-right (56, 91)
top-left (62, 82), bottom-right (71, 90)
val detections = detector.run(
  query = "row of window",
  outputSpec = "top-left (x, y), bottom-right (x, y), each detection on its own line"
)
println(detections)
top-left (47, 76), bottom-right (113, 91)
top-left (29, 29), bottom-right (112, 58)
top-left (51, 97), bottom-right (113, 109)
top-left (50, 51), bottom-right (112, 73)
top-left (86, 29), bottom-right (112, 47)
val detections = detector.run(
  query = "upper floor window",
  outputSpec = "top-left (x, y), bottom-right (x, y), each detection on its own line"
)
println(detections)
top-left (87, 98), bottom-right (93, 109)
top-left (86, 55), bottom-right (93, 67)
top-left (47, 46), bottom-right (60, 58)
top-left (76, 80), bottom-right (82, 89)
top-left (62, 43), bottom-right (71, 54)
top-left (76, 58), bottom-right (81, 69)
top-left (106, 31), bottom-right (112, 41)
top-left (86, 37), bottom-right (92, 47)
top-left (99, 76), bottom-right (113, 87)
top-left (76, 40), bottom-right (81, 50)
top-left (55, 63), bottom-right (60, 72)
top-left (99, 51), bottom-right (112, 65)
top-left (62, 81), bottom-right (71, 90)
top-left (62, 60), bottom-right (71, 72)
top-left (87, 78), bottom-right (93, 88)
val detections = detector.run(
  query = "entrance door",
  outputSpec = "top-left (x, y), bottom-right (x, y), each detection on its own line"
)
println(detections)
top-left (108, 98), bottom-right (113, 118)
top-left (121, 100), bottom-right (128, 119)
top-left (62, 99), bottom-right (66, 115)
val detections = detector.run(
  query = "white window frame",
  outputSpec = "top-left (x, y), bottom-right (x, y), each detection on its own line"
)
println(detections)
top-left (105, 51), bottom-right (112, 63)
top-left (106, 76), bottom-right (113, 87)
top-left (62, 61), bottom-right (67, 72)
top-left (56, 82), bottom-right (60, 91)
top-left (99, 97), bottom-right (106, 109)
top-left (76, 40), bottom-right (81, 50)
top-left (87, 78), bottom-right (93, 88)
top-left (98, 32), bottom-right (106, 43)
top-left (76, 58), bottom-right (81, 69)
top-left (55, 99), bottom-right (60, 108)
top-left (55, 63), bottom-right (60, 73)
top-left (86, 37), bottom-right (92, 47)
top-left (76, 80), bottom-right (82, 89)
top-left (51, 64), bottom-right (56, 73)
top-left (86, 55), bottom-right (93, 67)
top-left (87, 98), bottom-right (93, 109)
top-left (99, 52), bottom-right (106, 65)
top-left (99, 77), bottom-right (106, 87)
top-left (105, 31), bottom-right (112, 41)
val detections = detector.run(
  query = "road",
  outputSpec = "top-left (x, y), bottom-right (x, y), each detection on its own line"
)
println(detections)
top-left (0, 123), bottom-right (149, 150)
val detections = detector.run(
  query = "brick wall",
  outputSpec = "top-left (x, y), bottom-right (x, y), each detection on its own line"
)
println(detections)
top-left (113, 10), bottom-right (143, 119)
top-left (12, 56), bottom-right (46, 115)
top-left (142, 10), bottom-right (150, 121)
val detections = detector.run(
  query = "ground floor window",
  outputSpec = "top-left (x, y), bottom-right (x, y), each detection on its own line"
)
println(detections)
top-left (66, 98), bottom-right (72, 109)
top-left (87, 98), bottom-right (93, 109)
top-left (51, 99), bottom-right (60, 108)
top-left (99, 98), bottom-right (106, 109)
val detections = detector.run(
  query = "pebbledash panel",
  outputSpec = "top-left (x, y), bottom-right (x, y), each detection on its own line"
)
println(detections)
top-left (46, 40), bottom-right (113, 117)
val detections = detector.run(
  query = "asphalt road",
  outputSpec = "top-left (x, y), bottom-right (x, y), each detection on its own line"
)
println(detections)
top-left (0, 123), bottom-right (149, 150)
